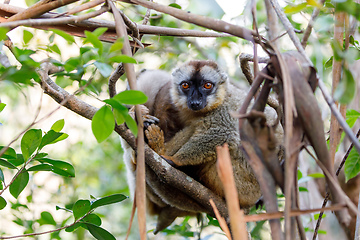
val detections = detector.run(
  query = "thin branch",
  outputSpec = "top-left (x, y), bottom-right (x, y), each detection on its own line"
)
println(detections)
top-left (0, 210), bottom-right (92, 239)
top-left (209, 199), bottom-right (231, 240)
top-left (125, 0), bottom-right (262, 44)
top-left (0, 5), bottom-right (109, 28)
top-left (217, 144), bottom-right (248, 240)
top-left (301, 0), bottom-right (326, 48)
top-left (66, 0), bottom-right (105, 15)
top-left (5, 0), bottom-right (80, 22)
top-left (107, 1), bottom-right (146, 239)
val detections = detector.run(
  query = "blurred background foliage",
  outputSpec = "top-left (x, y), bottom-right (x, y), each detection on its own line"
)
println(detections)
top-left (0, 0), bottom-right (359, 239)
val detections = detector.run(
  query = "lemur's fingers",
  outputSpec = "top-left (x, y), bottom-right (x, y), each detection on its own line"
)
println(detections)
top-left (143, 115), bottom-right (159, 129)
top-left (145, 124), bottom-right (165, 155)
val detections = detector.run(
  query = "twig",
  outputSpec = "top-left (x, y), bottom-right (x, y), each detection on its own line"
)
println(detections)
top-left (5, 0), bottom-right (79, 22)
top-left (0, 5), bottom-right (109, 28)
top-left (209, 199), bottom-right (232, 240)
top-left (264, 0), bottom-right (279, 48)
top-left (216, 144), bottom-right (248, 240)
top-left (0, 210), bottom-right (92, 239)
top-left (244, 203), bottom-right (346, 222)
top-left (107, 1), bottom-right (146, 239)
top-left (66, 0), bottom-right (105, 15)
top-left (125, 0), bottom-right (262, 44)
top-left (301, 0), bottom-right (326, 48)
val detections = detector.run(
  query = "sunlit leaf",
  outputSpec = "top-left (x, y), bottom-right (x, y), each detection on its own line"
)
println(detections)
top-left (21, 129), bottom-right (42, 160)
top-left (109, 39), bottom-right (123, 53)
top-left (92, 28), bottom-right (108, 38)
top-left (345, 146), bottom-right (360, 182)
top-left (50, 29), bottom-right (75, 44)
top-left (84, 31), bottom-right (103, 55)
top-left (113, 90), bottom-right (148, 105)
top-left (23, 30), bottom-right (33, 44)
top-left (0, 27), bottom-right (9, 41)
top-left (9, 170), bottom-right (29, 198)
top-left (91, 105), bottom-right (115, 143)
top-left (307, 173), bottom-right (324, 178)
top-left (85, 223), bottom-right (116, 240)
top-left (169, 3), bottom-right (182, 9)
top-left (0, 196), bottom-right (6, 210)
top-left (91, 194), bottom-right (128, 209)
top-left (346, 109), bottom-right (360, 128)
top-left (284, 2), bottom-right (307, 14)
top-left (108, 55), bottom-right (137, 64)
top-left (0, 103), bottom-right (6, 112)
top-left (51, 119), bottom-right (65, 132)
top-left (73, 199), bottom-right (91, 220)
top-left (324, 56), bottom-right (333, 69)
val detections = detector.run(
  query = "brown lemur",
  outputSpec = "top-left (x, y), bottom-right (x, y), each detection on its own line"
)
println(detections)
top-left (121, 60), bottom-right (283, 233)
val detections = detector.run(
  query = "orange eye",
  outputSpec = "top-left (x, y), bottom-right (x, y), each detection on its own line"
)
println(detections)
top-left (203, 82), bottom-right (213, 90)
top-left (181, 82), bottom-right (190, 89)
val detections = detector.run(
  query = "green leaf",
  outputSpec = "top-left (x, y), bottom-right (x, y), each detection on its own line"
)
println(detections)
top-left (298, 186), bottom-right (309, 192)
top-left (9, 170), bottom-right (29, 198)
top-left (23, 30), bottom-right (33, 44)
top-left (21, 129), bottom-right (42, 160)
top-left (0, 27), bottom-right (9, 41)
top-left (91, 105), bottom-right (115, 143)
top-left (346, 109), bottom-right (360, 128)
top-left (103, 99), bottom-right (128, 124)
top-left (324, 56), bottom-right (333, 69)
top-left (92, 28), bottom-right (108, 38)
top-left (85, 223), bottom-right (116, 240)
top-left (0, 103), bottom-right (6, 112)
top-left (9, 154), bottom-right (24, 167)
top-left (50, 29), bottom-right (75, 44)
top-left (108, 55), bottom-right (137, 64)
top-left (109, 39), bottom-right (123, 53)
top-left (39, 130), bottom-right (64, 150)
top-left (345, 147), bottom-right (360, 182)
top-left (113, 90), bottom-right (148, 105)
top-left (0, 196), bottom-right (6, 210)
top-left (38, 211), bottom-right (57, 226)
top-left (307, 173), bottom-right (324, 178)
top-left (124, 114), bottom-right (138, 137)
top-left (0, 159), bottom-right (17, 169)
top-left (27, 164), bottom-right (53, 172)
top-left (65, 222), bottom-right (82, 232)
top-left (91, 194), bottom-right (127, 210)
top-left (36, 158), bottom-right (75, 177)
top-left (51, 119), bottom-right (65, 132)
top-left (94, 61), bottom-right (113, 78)
top-left (84, 31), bottom-right (103, 55)
top-left (169, 3), bottom-right (182, 9)
top-left (334, 68), bottom-right (356, 104)
top-left (73, 200), bottom-right (91, 220)
top-left (0, 146), bottom-right (17, 160)
top-left (83, 213), bottom-right (102, 226)
top-left (284, 2), bottom-right (308, 14)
